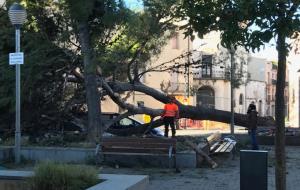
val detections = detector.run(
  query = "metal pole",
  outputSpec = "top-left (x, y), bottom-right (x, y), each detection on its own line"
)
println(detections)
top-left (187, 33), bottom-right (190, 98)
top-left (230, 47), bottom-right (235, 135)
top-left (15, 28), bottom-right (21, 164)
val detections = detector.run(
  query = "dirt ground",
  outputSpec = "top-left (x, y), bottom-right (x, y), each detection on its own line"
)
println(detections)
top-left (101, 146), bottom-right (300, 190)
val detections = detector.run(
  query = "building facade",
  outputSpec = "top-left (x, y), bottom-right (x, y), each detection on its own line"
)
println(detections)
top-left (102, 29), bottom-right (285, 129)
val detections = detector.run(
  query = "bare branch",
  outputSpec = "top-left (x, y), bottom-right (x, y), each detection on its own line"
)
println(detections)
top-left (103, 111), bottom-right (133, 130)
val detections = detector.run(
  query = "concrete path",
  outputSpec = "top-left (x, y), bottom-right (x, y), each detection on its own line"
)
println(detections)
top-left (101, 146), bottom-right (300, 190)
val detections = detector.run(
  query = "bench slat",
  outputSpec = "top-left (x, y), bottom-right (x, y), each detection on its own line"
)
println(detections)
top-left (214, 141), bottom-right (230, 153)
top-left (209, 142), bottom-right (220, 152)
top-left (220, 142), bottom-right (232, 152)
top-left (102, 142), bottom-right (173, 149)
top-left (225, 142), bottom-right (236, 152)
top-left (102, 147), bottom-right (173, 154)
top-left (102, 137), bottom-right (176, 145)
top-left (102, 152), bottom-right (172, 156)
top-left (206, 132), bottom-right (221, 145)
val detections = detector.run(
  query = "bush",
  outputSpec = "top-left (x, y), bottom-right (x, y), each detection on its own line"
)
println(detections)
top-left (29, 162), bottom-right (99, 190)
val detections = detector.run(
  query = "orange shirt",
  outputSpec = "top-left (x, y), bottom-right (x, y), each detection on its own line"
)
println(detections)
top-left (163, 103), bottom-right (179, 117)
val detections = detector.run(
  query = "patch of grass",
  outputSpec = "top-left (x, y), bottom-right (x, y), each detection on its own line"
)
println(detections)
top-left (29, 162), bottom-right (99, 190)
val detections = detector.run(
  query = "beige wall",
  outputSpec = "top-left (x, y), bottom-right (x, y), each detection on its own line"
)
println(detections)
top-left (144, 30), bottom-right (191, 91)
top-left (288, 58), bottom-right (300, 127)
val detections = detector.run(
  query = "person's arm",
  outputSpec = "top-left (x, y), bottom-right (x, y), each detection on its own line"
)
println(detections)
top-left (175, 105), bottom-right (179, 119)
top-left (161, 105), bottom-right (166, 117)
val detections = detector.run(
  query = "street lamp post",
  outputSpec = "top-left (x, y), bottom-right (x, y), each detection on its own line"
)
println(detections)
top-left (229, 46), bottom-right (235, 136)
top-left (8, 2), bottom-right (27, 164)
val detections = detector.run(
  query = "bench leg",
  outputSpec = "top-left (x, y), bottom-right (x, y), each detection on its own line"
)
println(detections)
top-left (232, 146), bottom-right (237, 160)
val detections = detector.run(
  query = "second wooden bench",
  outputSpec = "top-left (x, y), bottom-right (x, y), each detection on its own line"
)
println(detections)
top-left (202, 132), bottom-right (237, 156)
top-left (100, 137), bottom-right (177, 168)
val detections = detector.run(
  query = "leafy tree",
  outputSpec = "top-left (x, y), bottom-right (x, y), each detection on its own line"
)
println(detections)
top-left (0, 0), bottom-right (177, 141)
top-left (0, 0), bottom-right (276, 150)
top-left (0, 0), bottom-right (72, 135)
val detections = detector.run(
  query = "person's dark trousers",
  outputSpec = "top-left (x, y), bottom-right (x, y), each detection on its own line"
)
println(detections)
top-left (250, 129), bottom-right (259, 150)
top-left (163, 117), bottom-right (176, 137)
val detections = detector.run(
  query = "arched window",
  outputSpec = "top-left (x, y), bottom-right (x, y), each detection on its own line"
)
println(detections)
top-left (197, 86), bottom-right (215, 108)
top-left (239, 94), bottom-right (243, 105)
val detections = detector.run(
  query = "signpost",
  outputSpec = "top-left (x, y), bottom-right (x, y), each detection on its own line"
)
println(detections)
top-left (8, 2), bottom-right (27, 164)
top-left (9, 52), bottom-right (24, 65)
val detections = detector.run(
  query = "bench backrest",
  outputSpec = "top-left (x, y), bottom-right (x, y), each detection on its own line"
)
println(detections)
top-left (101, 137), bottom-right (176, 155)
top-left (206, 132), bottom-right (222, 147)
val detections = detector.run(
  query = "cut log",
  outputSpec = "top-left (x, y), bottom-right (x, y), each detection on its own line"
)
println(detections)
top-left (185, 140), bottom-right (218, 169)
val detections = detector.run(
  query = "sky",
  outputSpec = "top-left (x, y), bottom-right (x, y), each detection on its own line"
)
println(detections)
top-left (252, 44), bottom-right (277, 61)
top-left (124, 0), bottom-right (143, 9)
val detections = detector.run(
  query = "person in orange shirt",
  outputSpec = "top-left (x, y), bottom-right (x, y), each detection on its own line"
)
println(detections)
top-left (162, 96), bottom-right (179, 138)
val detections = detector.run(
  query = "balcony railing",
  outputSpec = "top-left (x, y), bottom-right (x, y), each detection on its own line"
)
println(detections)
top-left (269, 80), bottom-right (288, 86)
top-left (194, 70), bottom-right (230, 80)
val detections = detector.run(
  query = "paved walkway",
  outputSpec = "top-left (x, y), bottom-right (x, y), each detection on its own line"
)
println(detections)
top-left (101, 146), bottom-right (300, 190)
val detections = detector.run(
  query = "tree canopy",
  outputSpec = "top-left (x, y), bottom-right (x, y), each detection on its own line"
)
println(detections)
top-left (0, 0), bottom-right (177, 135)
top-left (176, 1), bottom-right (300, 190)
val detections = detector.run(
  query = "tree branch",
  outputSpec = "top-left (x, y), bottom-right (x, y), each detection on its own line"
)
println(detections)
top-left (106, 81), bottom-right (275, 127)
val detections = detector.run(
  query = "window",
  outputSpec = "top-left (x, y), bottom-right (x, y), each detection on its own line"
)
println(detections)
top-left (201, 55), bottom-right (213, 78)
top-left (239, 94), bottom-right (243, 105)
top-left (258, 100), bottom-right (262, 116)
top-left (197, 86), bottom-right (215, 108)
top-left (171, 32), bottom-right (179, 49)
top-left (119, 118), bottom-right (135, 127)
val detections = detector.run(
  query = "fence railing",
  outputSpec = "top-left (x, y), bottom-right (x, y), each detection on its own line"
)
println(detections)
top-left (193, 70), bottom-right (230, 80)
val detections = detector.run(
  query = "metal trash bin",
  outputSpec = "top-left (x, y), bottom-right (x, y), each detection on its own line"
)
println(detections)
top-left (240, 150), bottom-right (268, 190)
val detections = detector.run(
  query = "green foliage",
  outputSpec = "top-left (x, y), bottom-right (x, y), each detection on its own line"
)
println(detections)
top-left (0, 0), bottom-right (176, 135)
top-left (0, 2), bottom-right (73, 133)
top-left (65, 0), bottom-right (94, 22)
top-left (177, 0), bottom-right (300, 52)
top-left (175, 1), bottom-right (300, 189)
top-left (29, 162), bottom-right (99, 190)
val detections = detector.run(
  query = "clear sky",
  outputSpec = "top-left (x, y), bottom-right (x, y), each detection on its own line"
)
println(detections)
top-left (252, 44), bottom-right (277, 61)
top-left (124, 0), bottom-right (143, 9)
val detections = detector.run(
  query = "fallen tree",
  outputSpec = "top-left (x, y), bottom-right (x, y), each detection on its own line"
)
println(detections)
top-left (101, 80), bottom-right (275, 136)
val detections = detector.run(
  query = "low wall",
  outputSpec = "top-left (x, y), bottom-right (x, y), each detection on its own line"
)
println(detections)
top-left (229, 134), bottom-right (300, 146)
top-left (0, 147), bottom-right (13, 161)
top-left (21, 147), bottom-right (95, 164)
top-left (257, 136), bottom-right (300, 146)
top-left (0, 171), bottom-right (149, 190)
top-left (0, 146), bottom-right (197, 168)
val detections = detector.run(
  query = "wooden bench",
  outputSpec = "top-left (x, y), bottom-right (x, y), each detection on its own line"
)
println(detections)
top-left (100, 137), bottom-right (177, 168)
top-left (202, 132), bottom-right (237, 156)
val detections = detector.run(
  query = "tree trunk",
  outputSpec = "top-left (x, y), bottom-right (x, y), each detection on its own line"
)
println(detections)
top-left (185, 140), bottom-right (218, 168)
top-left (275, 30), bottom-right (286, 190)
top-left (78, 22), bottom-right (101, 141)
top-left (230, 47), bottom-right (235, 135)
top-left (107, 81), bottom-right (275, 126)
